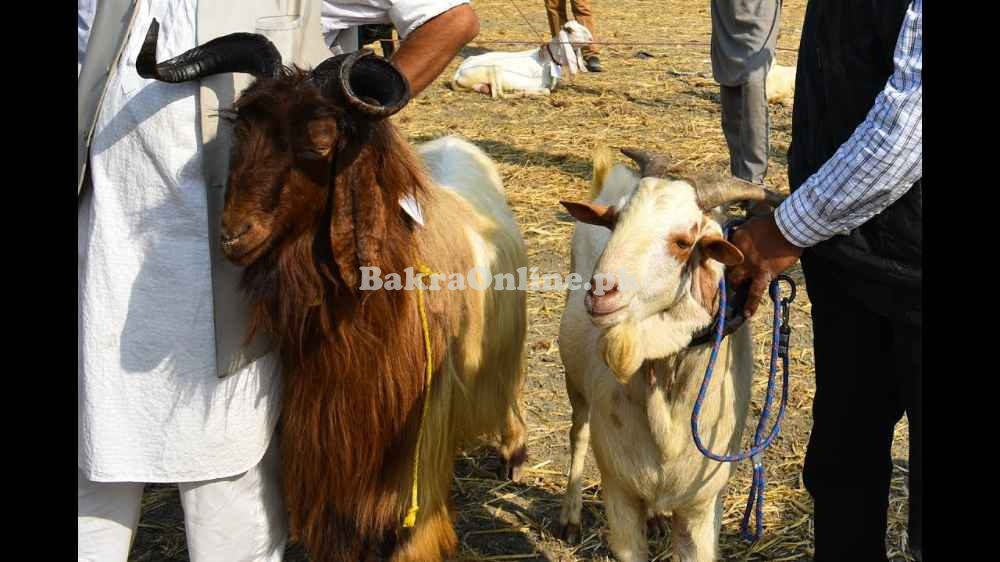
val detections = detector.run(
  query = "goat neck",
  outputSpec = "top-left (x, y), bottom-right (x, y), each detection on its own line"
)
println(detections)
top-left (641, 338), bottom-right (738, 462)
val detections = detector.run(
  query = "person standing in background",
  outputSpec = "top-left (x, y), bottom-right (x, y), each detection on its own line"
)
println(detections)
top-left (710, 0), bottom-right (782, 185)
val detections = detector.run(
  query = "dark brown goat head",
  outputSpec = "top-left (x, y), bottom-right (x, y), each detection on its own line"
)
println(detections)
top-left (219, 73), bottom-right (342, 266)
top-left (137, 19), bottom-right (416, 283)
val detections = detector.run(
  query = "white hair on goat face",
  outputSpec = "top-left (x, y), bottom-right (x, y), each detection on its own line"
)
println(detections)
top-left (599, 180), bottom-right (711, 317)
top-left (562, 160), bottom-right (744, 379)
top-left (561, 21), bottom-right (593, 44)
top-left (594, 178), bottom-right (736, 326)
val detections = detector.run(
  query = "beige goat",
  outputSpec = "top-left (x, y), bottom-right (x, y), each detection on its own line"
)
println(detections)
top-left (557, 148), bottom-right (783, 561)
top-left (766, 64), bottom-right (796, 105)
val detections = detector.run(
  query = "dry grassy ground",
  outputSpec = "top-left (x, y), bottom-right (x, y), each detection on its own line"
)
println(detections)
top-left (130, 1), bottom-right (914, 560)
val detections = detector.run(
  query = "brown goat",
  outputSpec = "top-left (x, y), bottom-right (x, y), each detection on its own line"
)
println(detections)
top-left (138, 22), bottom-right (529, 562)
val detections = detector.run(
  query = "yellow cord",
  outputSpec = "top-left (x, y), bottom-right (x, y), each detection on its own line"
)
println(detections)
top-left (403, 263), bottom-right (436, 528)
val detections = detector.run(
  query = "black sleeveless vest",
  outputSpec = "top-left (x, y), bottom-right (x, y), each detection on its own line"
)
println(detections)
top-left (788, 0), bottom-right (921, 292)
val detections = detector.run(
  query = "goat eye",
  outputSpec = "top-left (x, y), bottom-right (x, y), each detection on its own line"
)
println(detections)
top-left (674, 239), bottom-right (692, 250)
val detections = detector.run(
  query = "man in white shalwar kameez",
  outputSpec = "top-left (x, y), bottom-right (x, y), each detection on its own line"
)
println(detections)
top-left (77, 1), bottom-right (479, 560)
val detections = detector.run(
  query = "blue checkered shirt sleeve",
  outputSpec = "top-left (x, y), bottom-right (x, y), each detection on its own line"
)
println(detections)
top-left (774, 0), bottom-right (922, 248)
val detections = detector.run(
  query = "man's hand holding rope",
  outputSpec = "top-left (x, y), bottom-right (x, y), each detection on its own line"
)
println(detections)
top-left (727, 214), bottom-right (803, 317)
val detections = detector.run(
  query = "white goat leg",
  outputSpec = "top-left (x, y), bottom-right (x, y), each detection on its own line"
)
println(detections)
top-left (488, 66), bottom-right (503, 99)
top-left (558, 385), bottom-right (591, 543)
top-left (671, 496), bottom-right (723, 562)
top-left (605, 481), bottom-right (648, 562)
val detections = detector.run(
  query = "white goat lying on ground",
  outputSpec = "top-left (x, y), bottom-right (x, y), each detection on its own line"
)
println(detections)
top-left (557, 148), bottom-right (784, 562)
top-left (450, 21), bottom-right (592, 98)
top-left (766, 64), bottom-right (796, 105)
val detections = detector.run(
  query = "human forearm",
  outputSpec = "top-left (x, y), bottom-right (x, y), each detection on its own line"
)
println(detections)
top-left (774, 0), bottom-right (922, 248)
top-left (390, 4), bottom-right (479, 96)
top-left (774, 106), bottom-right (922, 248)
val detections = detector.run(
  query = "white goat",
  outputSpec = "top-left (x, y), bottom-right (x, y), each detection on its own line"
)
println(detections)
top-left (556, 148), bottom-right (783, 562)
top-left (450, 21), bottom-right (592, 98)
top-left (766, 64), bottom-right (796, 105)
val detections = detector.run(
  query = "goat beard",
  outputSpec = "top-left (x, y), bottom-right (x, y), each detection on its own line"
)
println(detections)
top-left (600, 322), bottom-right (644, 384)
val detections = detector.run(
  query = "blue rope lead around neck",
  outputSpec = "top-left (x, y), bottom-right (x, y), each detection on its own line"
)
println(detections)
top-left (690, 223), bottom-right (796, 542)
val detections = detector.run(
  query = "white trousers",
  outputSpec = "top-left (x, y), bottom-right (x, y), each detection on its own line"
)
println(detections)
top-left (78, 441), bottom-right (286, 562)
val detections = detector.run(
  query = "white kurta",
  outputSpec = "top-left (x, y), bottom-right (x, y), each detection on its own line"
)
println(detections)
top-left (78, 0), bottom-right (96, 76)
top-left (78, 0), bottom-right (468, 484)
top-left (320, 0), bottom-right (468, 51)
top-left (78, 0), bottom-right (280, 483)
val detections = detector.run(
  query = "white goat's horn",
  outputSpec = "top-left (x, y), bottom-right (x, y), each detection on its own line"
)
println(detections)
top-left (619, 148), bottom-right (786, 210)
top-left (689, 174), bottom-right (787, 211)
top-left (620, 148), bottom-right (673, 178)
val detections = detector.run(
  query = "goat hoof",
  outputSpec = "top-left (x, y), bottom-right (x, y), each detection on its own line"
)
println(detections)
top-left (506, 462), bottom-right (523, 482)
top-left (646, 513), bottom-right (671, 539)
top-left (558, 521), bottom-right (581, 544)
top-left (500, 444), bottom-right (528, 482)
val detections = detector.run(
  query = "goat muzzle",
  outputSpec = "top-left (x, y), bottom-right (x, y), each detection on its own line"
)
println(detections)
top-left (136, 19), bottom-right (283, 82)
top-left (313, 49), bottom-right (411, 120)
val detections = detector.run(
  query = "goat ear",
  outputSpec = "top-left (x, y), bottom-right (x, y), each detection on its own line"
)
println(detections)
top-left (330, 158), bottom-right (360, 288)
top-left (561, 200), bottom-right (618, 229)
top-left (330, 143), bottom-right (388, 289)
top-left (559, 32), bottom-right (580, 74)
top-left (698, 235), bottom-right (744, 266)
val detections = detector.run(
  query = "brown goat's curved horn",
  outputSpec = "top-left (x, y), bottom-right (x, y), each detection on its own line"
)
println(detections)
top-left (136, 18), bottom-right (282, 82)
top-left (620, 148), bottom-right (673, 178)
top-left (316, 49), bottom-right (411, 120)
top-left (691, 174), bottom-right (787, 211)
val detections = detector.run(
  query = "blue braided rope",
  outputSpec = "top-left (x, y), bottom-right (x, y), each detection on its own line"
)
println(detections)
top-left (739, 280), bottom-right (791, 541)
top-left (689, 221), bottom-right (794, 542)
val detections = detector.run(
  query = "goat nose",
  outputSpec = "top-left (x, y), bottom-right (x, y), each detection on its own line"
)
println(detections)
top-left (221, 223), bottom-right (251, 244)
top-left (588, 275), bottom-right (618, 297)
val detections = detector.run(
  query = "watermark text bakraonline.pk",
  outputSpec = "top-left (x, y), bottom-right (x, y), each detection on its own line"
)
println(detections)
top-left (359, 267), bottom-right (638, 294)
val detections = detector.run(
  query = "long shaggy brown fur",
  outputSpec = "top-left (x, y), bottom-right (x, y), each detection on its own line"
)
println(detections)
top-left (237, 82), bottom-right (442, 559)
top-left (227, 68), bottom-right (526, 562)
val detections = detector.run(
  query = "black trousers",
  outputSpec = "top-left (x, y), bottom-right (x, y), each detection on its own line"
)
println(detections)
top-left (800, 256), bottom-right (922, 561)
